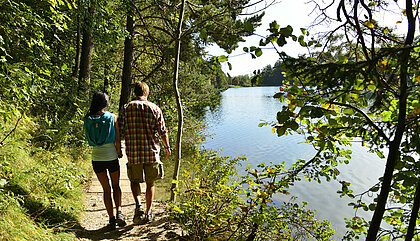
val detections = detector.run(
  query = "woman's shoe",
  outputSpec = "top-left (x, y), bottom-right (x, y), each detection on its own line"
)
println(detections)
top-left (116, 211), bottom-right (126, 227)
top-left (108, 216), bottom-right (116, 230)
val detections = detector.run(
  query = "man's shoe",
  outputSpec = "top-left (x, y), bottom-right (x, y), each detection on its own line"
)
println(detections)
top-left (133, 206), bottom-right (144, 224)
top-left (144, 212), bottom-right (154, 223)
top-left (116, 211), bottom-right (126, 227)
top-left (108, 216), bottom-right (117, 230)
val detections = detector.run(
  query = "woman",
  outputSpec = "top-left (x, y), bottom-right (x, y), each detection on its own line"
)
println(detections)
top-left (84, 92), bottom-right (126, 230)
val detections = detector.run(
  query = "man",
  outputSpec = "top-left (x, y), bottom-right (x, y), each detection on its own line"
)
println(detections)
top-left (119, 81), bottom-right (171, 224)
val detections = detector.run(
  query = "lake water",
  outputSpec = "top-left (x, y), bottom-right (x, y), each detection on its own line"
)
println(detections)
top-left (202, 86), bottom-right (386, 239)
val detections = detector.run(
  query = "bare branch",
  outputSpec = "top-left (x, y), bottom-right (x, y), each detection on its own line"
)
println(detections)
top-left (0, 116), bottom-right (22, 147)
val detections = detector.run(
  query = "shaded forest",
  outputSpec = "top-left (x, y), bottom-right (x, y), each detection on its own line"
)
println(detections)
top-left (228, 60), bottom-right (287, 87)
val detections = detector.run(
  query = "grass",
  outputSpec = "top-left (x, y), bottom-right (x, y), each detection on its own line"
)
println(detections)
top-left (0, 116), bottom-right (92, 240)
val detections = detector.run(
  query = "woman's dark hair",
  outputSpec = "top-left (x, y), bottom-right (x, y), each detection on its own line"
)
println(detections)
top-left (88, 92), bottom-right (109, 116)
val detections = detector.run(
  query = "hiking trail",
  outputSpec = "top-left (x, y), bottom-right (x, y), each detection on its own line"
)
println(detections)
top-left (76, 145), bottom-right (183, 240)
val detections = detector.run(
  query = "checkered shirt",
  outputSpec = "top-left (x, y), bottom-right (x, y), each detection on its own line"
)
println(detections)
top-left (119, 98), bottom-right (168, 164)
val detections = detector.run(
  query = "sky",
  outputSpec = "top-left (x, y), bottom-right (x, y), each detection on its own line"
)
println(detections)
top-left (206, 0), bottom-right (315, 77)
top-left (206, 0), bottom-right (407, 77)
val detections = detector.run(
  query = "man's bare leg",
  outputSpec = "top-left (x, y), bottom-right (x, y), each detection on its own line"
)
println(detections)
top-left (145, 181), bottom-right (155, 214)
top-left (130, 182), bottom-right (142, 207)
top-left (131, 181), bottom-right (144, 224)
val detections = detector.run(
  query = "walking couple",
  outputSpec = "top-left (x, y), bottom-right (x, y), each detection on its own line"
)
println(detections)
top-left (84, 81), bottom-right (171, 230)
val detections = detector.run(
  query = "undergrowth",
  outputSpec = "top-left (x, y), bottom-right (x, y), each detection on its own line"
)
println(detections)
top-left (0, 116), bottom-right (91, 240)
top-left (171, 147), bottom-right (335, 240)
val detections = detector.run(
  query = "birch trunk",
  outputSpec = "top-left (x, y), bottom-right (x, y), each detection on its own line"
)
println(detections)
top-left (170, 0), bottom-right (186, 202)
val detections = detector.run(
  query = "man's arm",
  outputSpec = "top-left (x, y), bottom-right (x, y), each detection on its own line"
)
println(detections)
top-left (113, 115), bottom-right (123, 158)
top-left (161, 132), bottom-right (171, 158)
top-left (117, 108), bottom-right (125, 140)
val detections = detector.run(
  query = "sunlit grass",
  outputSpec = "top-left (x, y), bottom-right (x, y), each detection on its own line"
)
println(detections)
top-left (0, 116), bottom-right (91, 240)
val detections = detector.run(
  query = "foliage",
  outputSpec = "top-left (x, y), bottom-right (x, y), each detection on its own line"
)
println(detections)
top-left (258, 60), bottom-right (288, 86)
top-left (0, 117), bottom-right (91, 240)
top-left (171, 147), bottom-right (335, 240)
top-left (244, 0), bottom-right (420, 239)
top-left (229, 74), bottom-right (252, 87)
top-left (0, 0), bottom-right (72, 122)
top-left (0, 0), bottom-right (268, 239)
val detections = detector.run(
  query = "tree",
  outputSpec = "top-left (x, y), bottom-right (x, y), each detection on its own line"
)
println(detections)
top-left (72, 0), bottom-right (82, 78)
top-left (119, 2), bottom-right (135, 113)
top-left (245, 0), bottom-right (420, 239)
top-left (114, 0), bottom-right (265, 201)
top-left (258, 61), bottom-right (287, 86)
top-left (78, 0), bottom-right (96, 97)
top-left (170, 0), bottom-right (187, 202)
top-left (0, 0), bottom-right (72, 121)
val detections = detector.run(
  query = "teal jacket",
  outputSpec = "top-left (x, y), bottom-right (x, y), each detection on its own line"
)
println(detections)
top-left (84, 111), bottom-right (115, 147)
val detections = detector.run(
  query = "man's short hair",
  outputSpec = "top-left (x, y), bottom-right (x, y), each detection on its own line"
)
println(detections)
top-left (134, 82), bottom-right (149, 97)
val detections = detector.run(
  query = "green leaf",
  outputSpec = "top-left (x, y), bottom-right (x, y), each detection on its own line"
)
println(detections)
top-left (277, 36), bottom-right (287, 46)
top-left (310, 108), bottom-right (324, 118)
top-left (382, 111), bottom-right (392, 122)
top-left (280, 25), bottom-right (293, 37)
top-left (276, 126), bottom-right (286, 136)
top-left (273, 92), bottom-right (284, 99)
top-left (199, 28), bottom-right (207, 40)
top-left (228, 62), bottom-right (232, 70)
top-left (367, 84), bottom-right (376, 91)
top-left (255, 48), bottom-right (262, 57)
top-left (218, 55), bottom-right (228, 62)
top-left (277, 111), bottom-right (290, 123)
top-left (343, 108), bottom-right (355, 115)
top-left (269, 21), bottom-right (279, 32)
top-left (375, 150), bottom-right (385, 158)
top-left (244, 21), bottom-right (253, 32)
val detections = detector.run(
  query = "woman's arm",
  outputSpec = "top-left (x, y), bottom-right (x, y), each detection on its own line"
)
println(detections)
top-left (114, 115), bottom-right (123, 158)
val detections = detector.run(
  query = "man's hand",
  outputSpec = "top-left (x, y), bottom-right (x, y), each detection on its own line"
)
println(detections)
top-left (164, 147), bottom-right (171, 158)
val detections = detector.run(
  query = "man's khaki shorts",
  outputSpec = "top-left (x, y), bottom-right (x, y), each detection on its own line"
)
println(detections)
top-left (126, 162), bottom-right (164, 183)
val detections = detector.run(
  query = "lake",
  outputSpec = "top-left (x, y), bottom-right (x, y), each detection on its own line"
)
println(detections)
top-left (202, 86), bottom-right (386, 239)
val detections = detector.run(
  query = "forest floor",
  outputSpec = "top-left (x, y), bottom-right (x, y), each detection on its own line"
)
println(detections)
top-left (75, 150), bottom-right (184, 241)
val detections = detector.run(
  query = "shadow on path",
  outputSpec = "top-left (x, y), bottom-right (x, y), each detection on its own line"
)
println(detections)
top-left (76, 147), bottom-right (183, 240)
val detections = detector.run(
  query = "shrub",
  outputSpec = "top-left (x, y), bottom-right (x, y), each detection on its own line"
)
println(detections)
top-left (171, 147), bottom-right (335, 240)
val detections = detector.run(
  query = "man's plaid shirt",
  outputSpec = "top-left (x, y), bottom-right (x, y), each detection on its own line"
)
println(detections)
top-left (119, 97), bottom-right (168, 164)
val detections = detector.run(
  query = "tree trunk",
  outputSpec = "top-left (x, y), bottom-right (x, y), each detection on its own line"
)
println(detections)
top-left (118, 5), bottom-right (135, 113)
top-left (78, 1), bottom-right (95, 97)
top-left (103, 63), bottom-right (109, 94)
top-left (366, 1), bottom-right (414, 239)
top-left (405, 178), bottom-right (420, 241)
top-left (170, 0), bottom-right (186, 202)
top-left (72, 0), bottom-right (81, 78)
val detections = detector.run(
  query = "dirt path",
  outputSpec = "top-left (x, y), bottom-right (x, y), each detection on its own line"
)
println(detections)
top-left (76, 149), bottom-right (183, 241)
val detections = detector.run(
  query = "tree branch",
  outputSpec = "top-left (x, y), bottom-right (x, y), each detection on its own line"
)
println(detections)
top-left (0, 116), bottom-right (22, 147)
top-left (330, 101), bottom-right (391, 145)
